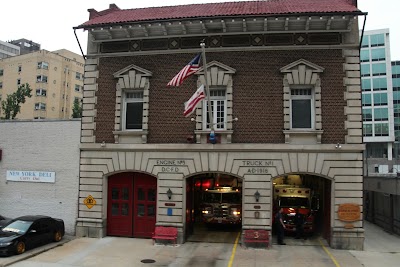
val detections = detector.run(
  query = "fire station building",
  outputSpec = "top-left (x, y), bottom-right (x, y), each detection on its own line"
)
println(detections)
top-left (74, 0), bottom-right (366, 250)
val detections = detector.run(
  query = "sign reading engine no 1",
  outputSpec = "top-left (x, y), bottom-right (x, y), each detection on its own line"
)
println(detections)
top-left (6, 170), bottom-right (56, 183)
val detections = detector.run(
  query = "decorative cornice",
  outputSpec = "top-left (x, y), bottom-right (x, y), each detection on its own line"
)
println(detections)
top-left (80, 143), bottom-right (365, 152)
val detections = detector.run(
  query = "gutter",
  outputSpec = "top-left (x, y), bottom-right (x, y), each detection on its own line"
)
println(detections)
top-left (73, 11), bottom-right (368, 31)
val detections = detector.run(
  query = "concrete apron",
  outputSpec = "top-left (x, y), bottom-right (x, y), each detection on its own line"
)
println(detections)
top-left (1, 235), bottom-right (363, 267)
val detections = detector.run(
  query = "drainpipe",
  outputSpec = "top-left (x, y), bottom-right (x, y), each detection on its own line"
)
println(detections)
top-left (359, 13), bottom-right (367, 51)
top-left (64, 68), bottom-right (68, 119)
top-left (359, 13), bottom-right (368, 210)
top-left (74, 28), bottom-right (86, 60)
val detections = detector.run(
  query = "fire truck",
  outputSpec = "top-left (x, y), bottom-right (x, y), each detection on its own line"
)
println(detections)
top-left (273, 184), bottom-right (317, 234)
top-left (200, 186), bottom-right (242, 225)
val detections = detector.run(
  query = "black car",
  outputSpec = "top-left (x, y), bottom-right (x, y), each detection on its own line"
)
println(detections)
top-left (0, 215), bottom-right (65, 256)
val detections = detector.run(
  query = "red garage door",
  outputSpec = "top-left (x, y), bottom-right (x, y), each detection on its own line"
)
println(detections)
top-left (107, 173), bottom-right (157, 238)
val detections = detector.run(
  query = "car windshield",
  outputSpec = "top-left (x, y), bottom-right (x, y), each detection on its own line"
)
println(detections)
top-left (279, 197), bottom-right (310, 208)
top-left (2, 220), bottom-right (33, 234)
top-left (203, 192), bottom-right (242, 204)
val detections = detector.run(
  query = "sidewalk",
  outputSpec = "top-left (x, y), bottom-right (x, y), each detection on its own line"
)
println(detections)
top-left (1, 221), bottom-right (400, 267)
top-left (348, 221), bottom-right (400, 267)
top-left (0, 236), bottom-right (74, 267)
top-left (1, 235), bottom-right (360, 267)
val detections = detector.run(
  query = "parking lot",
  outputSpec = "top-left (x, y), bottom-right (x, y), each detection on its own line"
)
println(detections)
top-left (1, 221), bottom-right (399, 267)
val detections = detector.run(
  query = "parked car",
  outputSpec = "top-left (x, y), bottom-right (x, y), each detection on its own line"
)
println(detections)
top-left (0, 215), bottom-right (12, 229)
top-left (0, 215), bottom-right (64, 256)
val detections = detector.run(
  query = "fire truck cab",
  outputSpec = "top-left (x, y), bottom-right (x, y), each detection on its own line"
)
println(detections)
top-left (200, 186), bottom-right (242, 225)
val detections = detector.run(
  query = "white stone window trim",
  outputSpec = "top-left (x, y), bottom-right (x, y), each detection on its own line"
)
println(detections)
top-left (194, 61), bottom-right (236, 144)
top-left (121, 90), bottom-right (144, 131)
top-left (113, 65), bottom-right (152, 144)
top-left (202, 88), bottom-right (227, 131)
top-left (290, 86), bottom-right (315, 129)
top-left (280, 59), bottom-right (325, 144)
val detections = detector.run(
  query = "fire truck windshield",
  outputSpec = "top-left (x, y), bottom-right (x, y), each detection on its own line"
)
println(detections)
top-left (203, 192), bottom-right (241, 204)
top-left (279, 197), bottom-right (309, 208)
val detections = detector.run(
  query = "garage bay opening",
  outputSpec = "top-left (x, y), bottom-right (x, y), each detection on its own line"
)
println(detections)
top-left (272, 174), bottom-right (331, 245)
top-left (185, 173), bottom-right (242, 244)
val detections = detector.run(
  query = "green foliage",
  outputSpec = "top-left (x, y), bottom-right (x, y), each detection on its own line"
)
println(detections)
top-left (1, 83), bottom-right (32, 120)
top-left (72, 98), bottom-right (82, 118)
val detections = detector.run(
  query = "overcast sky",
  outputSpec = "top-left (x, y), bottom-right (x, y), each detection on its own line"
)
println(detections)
top-left (1, 0), bottom-right (398, 59)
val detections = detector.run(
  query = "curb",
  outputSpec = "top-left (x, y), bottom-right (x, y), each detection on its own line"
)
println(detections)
top-left (0, 235), bottom-right (74, 267)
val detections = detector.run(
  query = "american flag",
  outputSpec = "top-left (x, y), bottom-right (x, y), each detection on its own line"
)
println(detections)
top-left (183, 84), bottom-right (206, 117)
top-left (167, 54), bottom-right (201, 87)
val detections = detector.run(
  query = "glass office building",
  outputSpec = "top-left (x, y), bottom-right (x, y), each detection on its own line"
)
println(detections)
top-left (392, 60), bottom-right (400, 157)
top-left (361, 29), bottom-right (395, 159)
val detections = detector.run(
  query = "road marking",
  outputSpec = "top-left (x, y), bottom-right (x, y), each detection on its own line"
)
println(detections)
top-left (228, 232), bottom-right (241, 267)
top-left (319, 239), bottom-right (341, 267)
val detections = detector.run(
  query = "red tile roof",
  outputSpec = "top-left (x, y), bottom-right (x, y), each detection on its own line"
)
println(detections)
top-left (77, 0), bottom-right (362, 28)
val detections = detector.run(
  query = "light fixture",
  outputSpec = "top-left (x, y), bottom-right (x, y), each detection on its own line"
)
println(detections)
top-left (254, 190), bottom-right (260, 202)
top-left (190, 117), bottom-right (202, 123)
top-left (167, 188), bottom-right (173, 200)
top-left (335, 143), bottom-right (342, 149)
top-left (209, 131), bottom-right (216, 144)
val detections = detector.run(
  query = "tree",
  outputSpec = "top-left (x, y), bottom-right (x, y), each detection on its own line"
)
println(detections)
top-left (72, 98), bottom-right (82, 118)
top-left (1, 83), bottom-right (32, 120)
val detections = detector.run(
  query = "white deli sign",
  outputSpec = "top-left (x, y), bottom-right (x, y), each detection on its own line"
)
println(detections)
top-left (6, 170), bottom-right (56, 183)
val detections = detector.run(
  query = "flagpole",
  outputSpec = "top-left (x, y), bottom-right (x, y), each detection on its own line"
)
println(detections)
top-left (200, 41), bottom-right (215, 143)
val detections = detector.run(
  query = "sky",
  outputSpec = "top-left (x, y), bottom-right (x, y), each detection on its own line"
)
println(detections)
top-left (1, 0), bottom-right (399, 59)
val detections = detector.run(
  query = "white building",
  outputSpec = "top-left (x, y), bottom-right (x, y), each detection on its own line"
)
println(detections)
top-left (0, 119), bottom-right (81, 234)
top-left (0, 40), bottom-right (19, 59)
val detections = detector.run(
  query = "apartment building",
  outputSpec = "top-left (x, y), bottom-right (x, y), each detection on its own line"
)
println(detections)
top-left (0, 40), bottom-right (19, 59)
top-left (74, 0), bottom-right (365, 250)
top-left (9, 39), bottom-right (40, 55)
top-left (0, 49), bottom-right (84, 119)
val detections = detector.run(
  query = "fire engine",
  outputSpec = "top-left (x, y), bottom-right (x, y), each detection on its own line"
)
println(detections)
top-left (273, 184), bottom-right (317, 234)
top-left (200, 186), bottom-right (242, 225)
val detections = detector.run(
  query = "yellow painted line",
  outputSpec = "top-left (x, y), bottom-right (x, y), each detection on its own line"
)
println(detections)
top-left (318, 239), bottom-right (341, 267)
top-left (227, 231), bottom-right (241, 267)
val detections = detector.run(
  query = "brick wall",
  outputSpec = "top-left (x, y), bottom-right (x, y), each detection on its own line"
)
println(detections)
top-left (0, 120), bottom-right (81, 235)
top-left (96, 49), bottom-right (346, 144)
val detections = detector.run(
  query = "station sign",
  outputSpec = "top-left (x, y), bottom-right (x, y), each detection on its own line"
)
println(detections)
top-left (338, 203), bottom-right (361, 222)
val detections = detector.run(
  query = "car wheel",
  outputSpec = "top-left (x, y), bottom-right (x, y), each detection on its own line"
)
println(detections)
top-left (16, 241), bottom-right (26, 254)
top-left (54, 230), bottom-right (62, 242)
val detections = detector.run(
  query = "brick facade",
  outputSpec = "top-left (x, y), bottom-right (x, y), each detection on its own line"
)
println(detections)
top-left (95, 50), bottom-right (346, 144)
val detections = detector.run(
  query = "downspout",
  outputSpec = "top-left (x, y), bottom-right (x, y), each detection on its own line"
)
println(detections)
top-left (74, 28), bottom-right (86, 60)
top-left (359, 13), bottom-right (368, 50)
top-left (63, 67), bottom-right (68, 119)
top-left (359, 13), bottom-right (368, 180)
top-left (359, 13), bottom-right (368, 226)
